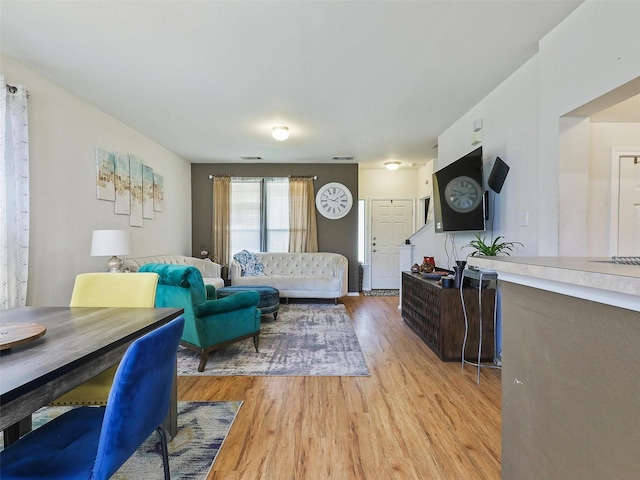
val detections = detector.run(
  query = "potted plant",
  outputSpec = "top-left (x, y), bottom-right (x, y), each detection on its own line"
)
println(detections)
top-left (464, 234), bottom-right (522, 257)
top-left (463, 234), bottom-right (523, 288)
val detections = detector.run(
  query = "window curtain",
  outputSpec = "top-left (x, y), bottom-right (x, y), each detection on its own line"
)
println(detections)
top-left (212, 175), bottom-right (231, 271)
top-left (288, 176), bottom-right (318, 253)
top-left (0, 75), bottom-right (30, 309)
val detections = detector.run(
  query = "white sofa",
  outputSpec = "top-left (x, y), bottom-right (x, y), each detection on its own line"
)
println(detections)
top-left (230, 252), bottom-right (348, 301)
top-left (125, 254), bottom-right (225, 289)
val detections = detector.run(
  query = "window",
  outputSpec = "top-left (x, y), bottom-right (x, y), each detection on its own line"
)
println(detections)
top-left (230, 177), bottom-right (289, 254)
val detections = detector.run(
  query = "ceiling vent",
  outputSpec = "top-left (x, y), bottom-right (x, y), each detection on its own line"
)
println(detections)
top-left (241, 156), bottom-right (263, 161)
top-left (332, 156), bottom-right (355, 161)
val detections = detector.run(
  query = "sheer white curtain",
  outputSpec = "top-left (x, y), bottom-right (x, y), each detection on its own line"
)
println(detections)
top-left (0, 75), bottom-right (30, 308)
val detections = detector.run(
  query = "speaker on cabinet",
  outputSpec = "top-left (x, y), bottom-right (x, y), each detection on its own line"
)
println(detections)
top-left (488, 157), bottom-right (510, 193)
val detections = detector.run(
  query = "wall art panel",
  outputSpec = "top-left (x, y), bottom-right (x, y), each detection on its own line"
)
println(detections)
top-left (154, 173), bottom-right (164, 212)
top-left (129, 154), bottom-right (143, 227)
top-left (114, 152), bottom-right (131, 214)
top-left (95, 148), bottom-right (115, 201)
top-left (142, 164), bottom-right (154, 220)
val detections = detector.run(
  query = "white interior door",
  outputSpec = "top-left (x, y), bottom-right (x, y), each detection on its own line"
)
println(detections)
top-left (371, 199), bottom-right (413, 289)
top-left (617, 155), bottom-right (640, 256)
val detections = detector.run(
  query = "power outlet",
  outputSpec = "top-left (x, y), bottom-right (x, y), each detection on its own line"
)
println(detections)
top-left (519, 211), bottom-right (529, 227)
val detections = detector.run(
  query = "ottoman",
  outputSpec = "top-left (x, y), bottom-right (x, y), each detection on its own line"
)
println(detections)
top-left (216, 285), bottom-right (280, 319)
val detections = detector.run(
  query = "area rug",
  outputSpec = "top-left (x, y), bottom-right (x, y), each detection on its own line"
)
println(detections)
top-left (362, 289), bottom-right (399, 296)
top-left (0, 401), bottom-right (242, 479)
top-left (178, 303), bottom-right (370, 376)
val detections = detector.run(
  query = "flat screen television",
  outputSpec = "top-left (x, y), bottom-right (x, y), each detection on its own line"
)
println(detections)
top-left (432, 147), bottom-right (485, 233)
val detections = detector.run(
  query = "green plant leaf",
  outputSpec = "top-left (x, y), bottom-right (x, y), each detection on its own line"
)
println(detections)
top-left (463, 233), bottom-right (523, 256)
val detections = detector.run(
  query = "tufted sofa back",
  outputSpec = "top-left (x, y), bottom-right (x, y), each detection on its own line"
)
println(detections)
top-left (255, 252), bottom-right (346, 277)
top-left (230, 252), bottom-right (348, 299)
top-left (125, 255), bottom-right (221, 279)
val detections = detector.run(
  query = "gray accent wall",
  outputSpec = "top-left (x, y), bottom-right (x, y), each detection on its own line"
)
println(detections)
top-left (191, 163), bottom-right (359, 293)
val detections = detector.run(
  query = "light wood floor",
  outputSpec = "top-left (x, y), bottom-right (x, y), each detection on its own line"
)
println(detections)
top-left (179, 295), bottom-right (502, 479)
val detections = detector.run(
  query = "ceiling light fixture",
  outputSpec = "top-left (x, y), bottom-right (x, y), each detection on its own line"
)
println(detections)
top-left (385, 161), bottom-right (401, 171)
top-left (272, 126), bottom-right (289, 141)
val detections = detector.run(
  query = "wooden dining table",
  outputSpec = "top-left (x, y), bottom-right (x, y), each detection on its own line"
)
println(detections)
top-left (0, 306), bottom-right (184, 444)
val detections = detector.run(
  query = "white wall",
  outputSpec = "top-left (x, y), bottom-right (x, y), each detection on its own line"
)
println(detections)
top-left (538, 0), bottom-right (640, 254)
top-left (558, 116), bottom-right (591, 256)
top-left (412, 55), bottom-right (541, 267)
top-left (588, 122), bottom-right (640, 255)
top-left (358, 167), bottom-right (419, 200)
top-left (3, 55), bottom-right (193, 306)
top-left (418, 0), bottom-right (640, 264)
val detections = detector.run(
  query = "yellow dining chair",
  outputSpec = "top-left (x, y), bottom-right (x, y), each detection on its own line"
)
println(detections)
top-left (50, 272), bottom-right (159, 406)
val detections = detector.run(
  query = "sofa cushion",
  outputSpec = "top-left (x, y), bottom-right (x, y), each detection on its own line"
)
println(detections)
top-left (233, 274), bottom-right (340, 292)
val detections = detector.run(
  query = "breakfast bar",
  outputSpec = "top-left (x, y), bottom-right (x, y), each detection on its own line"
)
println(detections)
top-left (466, 256), bottom-right (640, 480)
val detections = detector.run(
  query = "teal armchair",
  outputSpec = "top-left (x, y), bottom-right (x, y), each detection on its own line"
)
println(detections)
top-left (139, 263), bottom-right (261, 372)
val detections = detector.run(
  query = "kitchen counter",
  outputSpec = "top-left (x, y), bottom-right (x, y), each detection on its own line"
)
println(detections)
top-left (466, 256), bottom-right (639, 311)
top-left (466, 256), bottom-right (640, 479)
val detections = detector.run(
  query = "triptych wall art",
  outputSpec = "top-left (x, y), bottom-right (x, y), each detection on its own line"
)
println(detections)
top-left (95, 148), bottom-right (164, 227)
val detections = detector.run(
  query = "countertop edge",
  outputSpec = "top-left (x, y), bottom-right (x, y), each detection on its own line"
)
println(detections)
top-left (466, 256), bottom-right (640, 312)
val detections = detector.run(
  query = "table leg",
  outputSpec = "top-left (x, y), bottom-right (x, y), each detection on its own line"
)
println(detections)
top-left (3, 416), bottom-right (32, 446)
top-left (161, 362), bottom-right (178, 440)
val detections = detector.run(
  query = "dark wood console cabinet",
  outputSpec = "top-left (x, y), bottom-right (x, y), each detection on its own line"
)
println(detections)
top-left (401, 272), bottom-right (495, 362)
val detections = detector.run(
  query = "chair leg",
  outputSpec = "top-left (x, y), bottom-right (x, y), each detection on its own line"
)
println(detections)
top-left (198, 353), bottom-right (210, 372)
top-left (155, 426), bottom-right (171, 480)
top-left (253, 334), bottom-right (259, 353)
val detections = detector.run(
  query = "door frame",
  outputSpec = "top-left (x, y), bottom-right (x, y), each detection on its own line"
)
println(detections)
top-left (609, 147), bottom-right (640, 256)
top-left (368, 197), bottom-right (416, 289)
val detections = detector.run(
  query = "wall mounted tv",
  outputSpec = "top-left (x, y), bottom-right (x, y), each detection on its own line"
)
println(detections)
top-left (432, 146), bottom-right (486, 233)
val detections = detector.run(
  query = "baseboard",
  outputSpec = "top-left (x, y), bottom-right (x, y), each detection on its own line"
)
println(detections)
top-left (348, 291), bottom-right (360, 296)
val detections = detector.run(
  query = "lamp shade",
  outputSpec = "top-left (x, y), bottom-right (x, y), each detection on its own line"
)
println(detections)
top-left (90, 230), bottom-right (131, 257)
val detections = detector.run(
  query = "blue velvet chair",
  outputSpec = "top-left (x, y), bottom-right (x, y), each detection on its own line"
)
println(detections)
top-left (139, 263), bottom-right (261, 372)
top-left (0, 316), bottom-right (185, 480)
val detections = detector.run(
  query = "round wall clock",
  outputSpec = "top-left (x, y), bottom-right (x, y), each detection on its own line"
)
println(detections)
top-left (315, 182), bottom-right (353, 219)
top-left (444, 176), bottom-right (483, 213)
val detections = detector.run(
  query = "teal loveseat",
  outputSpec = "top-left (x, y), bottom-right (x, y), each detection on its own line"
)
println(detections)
top-left (139, 263), bottom-right (261, 372)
